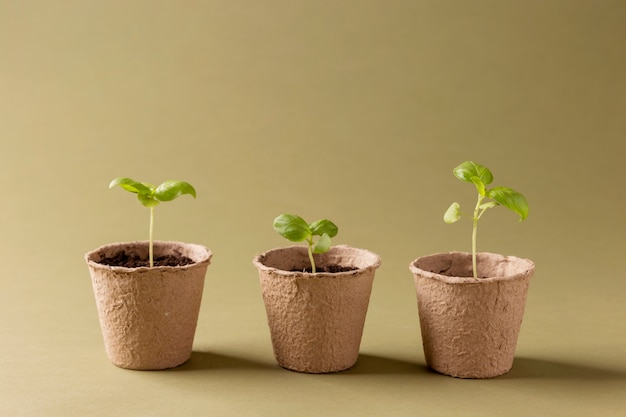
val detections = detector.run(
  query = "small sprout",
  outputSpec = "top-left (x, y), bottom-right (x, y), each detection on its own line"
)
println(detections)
top-left (445, 161), bottom-right (529, 279)
top-left (109, 177), bottom-right (197, 267)
top-left (273, 214), bottom-right (338, 273)
top-left (443, 202), bottom-right (461, 224)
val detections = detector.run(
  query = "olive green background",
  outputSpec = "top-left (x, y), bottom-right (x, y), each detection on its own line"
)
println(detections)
top-left (2, 1), bottom-right (625, 415)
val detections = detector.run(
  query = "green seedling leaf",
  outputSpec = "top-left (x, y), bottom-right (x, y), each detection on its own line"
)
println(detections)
top-left (110, 177), bottom-right (197, 267)
top-left (444, 161), bottom-right (529, 279)
top-left (273, 214), bottom-right (311, 242)
top-left (470, 176), bottom-right (487, 196)
top-left (272, 214), bottom-right (339, 273)
top-left (155, 180), bottom-right (197, 201)
top-left (479, 202), bottom-right (498, 210)
top-left (313, 233), bottom-right (332, 253)
top-left (453, 161), bottom-right (493, 185)
top-left (109, 177), bottom-right (153, 195)
top-left (138, 193), bottom-right (160, 208)
top-left (110, 177), bottom-right (158, 208)
top-left (444, 202), bottom-right (461, 223)
top-left (309, 219), bottom-right (338, 238)
top-left (487, 187), bottom-right (529, 221)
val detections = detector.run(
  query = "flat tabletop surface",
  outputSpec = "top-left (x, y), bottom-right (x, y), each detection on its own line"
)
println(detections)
top-left (2, 1), bottom-right (625, 416)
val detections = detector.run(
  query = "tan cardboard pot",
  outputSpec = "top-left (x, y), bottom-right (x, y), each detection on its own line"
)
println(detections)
top-left (85, 241), bottom-right (212, 370)
top-left (409, 252), bottom-right (534, 379)
top-left (253, 245), bottom-right (381, 373)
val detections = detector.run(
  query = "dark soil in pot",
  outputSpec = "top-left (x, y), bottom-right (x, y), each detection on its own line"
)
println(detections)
top-left (97, 251), bottom-right (194, 268)
top-left (290, 265), bottom-right (358, 273)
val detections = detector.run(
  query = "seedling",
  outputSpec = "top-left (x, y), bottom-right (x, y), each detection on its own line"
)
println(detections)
top-left (273, 214), bottom-right (338, 273)
top-left (109, 177), bottom-right (196, 267)
top-left (444, 161), bottom-right (529, 279)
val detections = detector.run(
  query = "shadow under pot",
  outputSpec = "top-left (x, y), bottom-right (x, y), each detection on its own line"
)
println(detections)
top-left (253, 245), bottom-right (381, 374)
top-left (85, 241), bottom-right (212, 370)
top-left (409, 252), bottom-right (534, 379)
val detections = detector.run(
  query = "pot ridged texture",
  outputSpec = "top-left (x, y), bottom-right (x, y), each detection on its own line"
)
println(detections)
top-left (86, 241), bottom-right (212, 370)
top-left (410, 252), bottom-right (534, 379)
top-left (254, 245), bottom-right (381, 373)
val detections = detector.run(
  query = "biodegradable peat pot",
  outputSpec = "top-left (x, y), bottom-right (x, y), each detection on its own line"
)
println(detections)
top-left (253, 245), bottom-right (381, 373)
top-left (410, 252), bottom-right (534, 379)
top-left (85, 241), bottom-right (212, 370)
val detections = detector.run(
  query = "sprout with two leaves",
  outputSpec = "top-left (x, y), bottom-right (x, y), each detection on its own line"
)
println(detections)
top-left (273, 214), bottom-right (338, 273)
top-left (109, 177), bottom-right (197, 268)
top-left (444, 161), bottom-right (529, 279)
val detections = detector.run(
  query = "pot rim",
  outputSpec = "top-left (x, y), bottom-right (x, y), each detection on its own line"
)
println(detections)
top-left (409, 251), bottom-right (534, 284)
top-left (85, 240), bottom-right (212, 272)
top-left (252, 244), bottom-right (381, 277)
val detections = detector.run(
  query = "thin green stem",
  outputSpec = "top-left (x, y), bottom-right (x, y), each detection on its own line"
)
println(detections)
top-left (307, 238), bottom-right (316, 273)
top-left (471, 195), bottom-right (484, 279)
top-left (149, 206), bottom-right (154, 268)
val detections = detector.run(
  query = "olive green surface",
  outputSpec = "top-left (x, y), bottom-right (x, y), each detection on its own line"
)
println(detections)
top-left (1, 1), bottom-right (624, 416)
